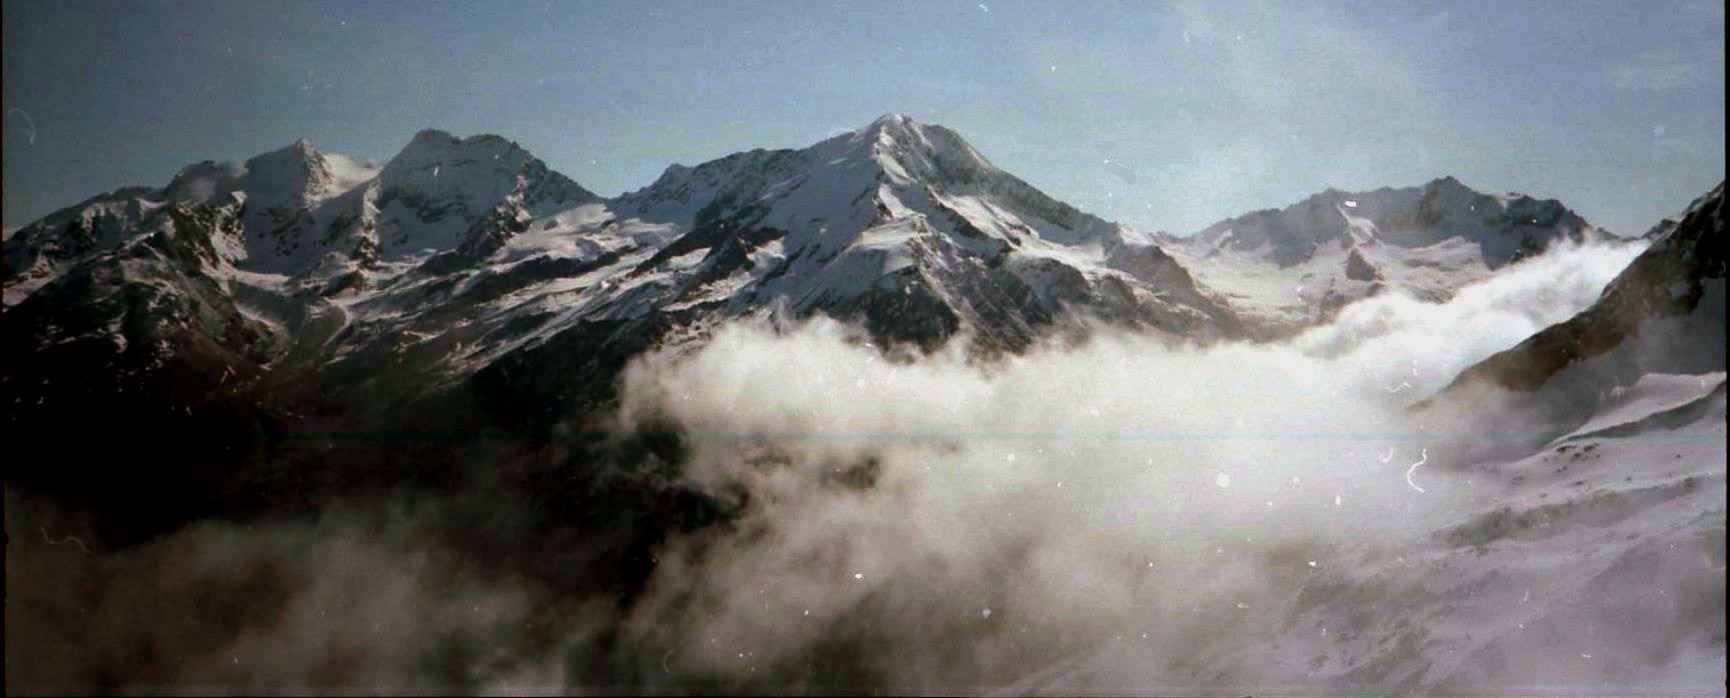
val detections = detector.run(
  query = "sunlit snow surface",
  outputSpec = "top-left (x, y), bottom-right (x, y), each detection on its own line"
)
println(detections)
top-left (1013, 379), bottom-right (1725, 694)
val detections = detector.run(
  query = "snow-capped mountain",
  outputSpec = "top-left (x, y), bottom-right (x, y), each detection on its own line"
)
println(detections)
top-left (1165, 177), bottom-right (1606, 334)
top-left (309, 114), bottom-right (1244, 437)
top-left (2, 115), bottom-right (1245, 536)
top-left (1, 130), bottom-right (598, 301)
top-left (366, 130), bottom-right (601, 260)
top-left (5, 112), bottom-right (1722, 693)
top-left (6, 117), bottom-right (1661, 466)
top-left (575, 113), bottom-right (1237, 347)
top-left (1288, 180), bottom-right (1727, 691)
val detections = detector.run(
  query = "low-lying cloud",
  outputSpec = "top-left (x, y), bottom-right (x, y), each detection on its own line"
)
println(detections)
top-left (4, 495), bottom-right (589, 693)
top-left (604, 239), bottom-right (1648, 689)
top-left (4, 238), bottom-right (1654, 693)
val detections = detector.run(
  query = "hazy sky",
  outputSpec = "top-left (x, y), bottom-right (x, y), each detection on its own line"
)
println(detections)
top-left (3, 0), bottom-right (1724, 235)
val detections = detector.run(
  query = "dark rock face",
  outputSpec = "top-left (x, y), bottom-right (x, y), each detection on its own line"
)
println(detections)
top-left (5, 202), bottom-right (292, 542)
top-left (1345, 247), bottom-right (1381, 282)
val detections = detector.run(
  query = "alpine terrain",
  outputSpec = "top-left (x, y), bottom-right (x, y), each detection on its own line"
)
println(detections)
top-left (3, 115), bottom-right (1723, 694)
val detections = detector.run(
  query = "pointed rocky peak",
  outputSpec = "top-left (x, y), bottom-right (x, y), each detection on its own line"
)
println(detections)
top-left (622, 114), bottom-right (1021, 226)
top-left (237, 137), bottom-right (322, 166)
top-left (363, 129), bottom-right (597, 260)
top-left (853, 114), bottom-right (1114, 244)
top-left (158, 137), bottom-right (344, 209)
top-left (867, 112), bottom-right (911, 129)
top-left (821, 112), bottom-right (915, 148)
top-left (856, 113), bottom-right (926, 151)
top-left (1415, 175), bottom-right (1502, 216)
top-left (838, 114), bottom-right (999, 187)
top-left (1192, 176), bottom-right (1597, 265)
top-left (238, 137), bottom-right (337, 204)
top-left (1411, 175), bottom-right (1582, 230)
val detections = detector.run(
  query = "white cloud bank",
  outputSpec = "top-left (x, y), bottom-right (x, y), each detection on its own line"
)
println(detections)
top-left (606, 239), bottom-right (1648, 689)
top-left (2, 238), bottom-right (1656, 693)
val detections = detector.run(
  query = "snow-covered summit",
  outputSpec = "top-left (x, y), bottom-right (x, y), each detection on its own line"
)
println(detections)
top-left (159, 137), bottom-right (376, 212)
top-left (363, 129), bottom-right (599, 259)
top-left (1169, 176), bottom-right (1609, 334)
top-left (1, 130), bottom-right (601, 301)
top-left (619, 113), bottom-right (1112, 244)
top-left (586, 113), bottom-right (1229, 348)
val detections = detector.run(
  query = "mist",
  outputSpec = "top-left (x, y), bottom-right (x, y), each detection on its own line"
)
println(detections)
top-left (603, 239), bottom-right (1648, 689)
top-left (3, 238), bottom-right (1657, 692)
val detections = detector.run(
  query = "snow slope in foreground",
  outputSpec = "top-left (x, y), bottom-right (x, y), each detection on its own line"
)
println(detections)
top-left (1002, 375), bottom-right (1724, 694)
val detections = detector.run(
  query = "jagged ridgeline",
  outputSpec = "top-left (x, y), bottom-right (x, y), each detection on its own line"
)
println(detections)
top-left (0, 114), bottom-right (1635, 548)
top-left (5, 110), bottom-right (1724, 692)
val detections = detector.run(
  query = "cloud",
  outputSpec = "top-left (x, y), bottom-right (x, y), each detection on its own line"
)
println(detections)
top-left (3, 238), bottom-right (1653, 693)
top-left (3, 495), bottom-right (600, 693)
top-left (1604, 48), bottom-right (1710, 92)
top-left (603, 239), bottom-right (1646, 689)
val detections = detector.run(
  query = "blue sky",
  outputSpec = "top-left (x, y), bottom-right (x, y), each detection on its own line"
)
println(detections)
top-left (3, 0), bottom-right (1723, 235)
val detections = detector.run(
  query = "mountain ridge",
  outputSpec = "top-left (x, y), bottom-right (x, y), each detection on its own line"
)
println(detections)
top-left (1444, 181), bottom-right (1724, 397)
top-left (5, 116), bottom-right (1721, 694)
top-left (2, 116), bottom-right (1637, 453)
top-left (3, 115), bottom-right (1256, 543)
top-left (1164, 175), bottom-right (1607, 333)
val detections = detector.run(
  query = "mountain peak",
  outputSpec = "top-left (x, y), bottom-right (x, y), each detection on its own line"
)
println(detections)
top-left (822, 112), bottom-right (929, 152)
top-left (870, 112), bottom-right (911, 126)
top-left (850, 113), bottom-right (949, 146)
top-left (855, 115), bottom-right (999, 187)
top-left (863, 112), bottom-right (917, 134)
top-left (248, 137), bottom-right (325, 169)
top-left (411, 128), bottom-right (457, 144)
top-left (365, 128), bottom-right (596, 260)
top-left (158, 138), bottom-right (331, 206)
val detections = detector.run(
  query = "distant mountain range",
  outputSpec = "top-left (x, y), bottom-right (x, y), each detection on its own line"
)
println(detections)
top-left (1163, 175), bottom-right (1605, 329)
top-left (5, 113), bottom-right (1725, 694)
top-left (0, 113), bottom-right (1710, 540)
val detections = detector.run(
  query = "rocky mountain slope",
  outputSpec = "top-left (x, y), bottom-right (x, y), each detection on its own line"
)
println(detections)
top-left (4, 111), bottom-right (1721, 693)
top-left (1447, 182), bottom-right (1724, 396)
top-left (1, 115), bottom-right (1245, 542)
